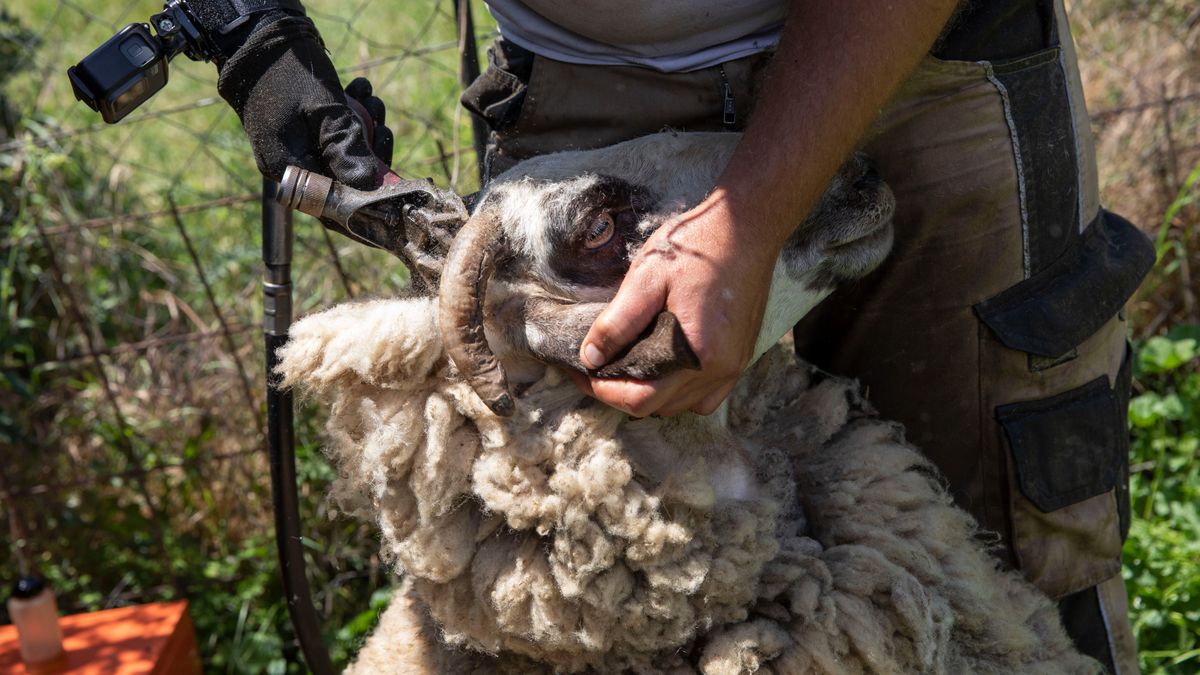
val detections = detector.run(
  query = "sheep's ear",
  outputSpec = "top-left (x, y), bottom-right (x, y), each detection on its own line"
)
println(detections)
top-left (521, 299), bottom-right (700, 380)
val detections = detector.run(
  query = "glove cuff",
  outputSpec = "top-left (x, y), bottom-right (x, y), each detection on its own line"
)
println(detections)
top-left (189, 0), bottom-right (306, 33)
top-left (189, 0), bottom-right (308, 60)
top-left (216, 15), bottom-right (324, 114)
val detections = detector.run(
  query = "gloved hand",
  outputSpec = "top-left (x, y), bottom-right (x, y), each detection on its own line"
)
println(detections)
top-left (211, 12), bottom-right (388, 189)
top-left (344, 76), bottom-right (394, 169)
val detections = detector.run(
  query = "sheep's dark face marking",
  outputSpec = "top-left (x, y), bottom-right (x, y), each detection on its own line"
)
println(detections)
top-left (499, 152), bottom-right (892, 301)
top-left (440, 132), bottom-right (895, 411)
top-left (545, 176), bottom-right (657, 290)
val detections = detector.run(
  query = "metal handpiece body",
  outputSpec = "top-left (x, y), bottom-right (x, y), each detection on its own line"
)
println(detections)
top-left (277, 166), bottom-right (468, 289)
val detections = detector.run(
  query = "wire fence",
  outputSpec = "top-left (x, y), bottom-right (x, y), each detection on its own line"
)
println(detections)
top-left (1068, 1), bottom-right (1200, 334)
top-left (1, 0), bottom-right (491, 668)
top-left (1, 0), bottom-right (1198, 670)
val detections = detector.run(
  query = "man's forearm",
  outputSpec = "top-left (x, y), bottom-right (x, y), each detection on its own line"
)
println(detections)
top-left (717, 0), bottom-right (961, 249)
top-left (578, 0), bottom-right (962, 417)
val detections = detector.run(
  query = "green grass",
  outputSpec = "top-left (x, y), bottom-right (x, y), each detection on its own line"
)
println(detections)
top-left (1124, 329), bottom-right (1200, 675)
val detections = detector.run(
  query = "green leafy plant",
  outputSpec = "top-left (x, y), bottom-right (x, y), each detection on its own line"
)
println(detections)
top-left (1124, 327), bottom-right (1200, 674)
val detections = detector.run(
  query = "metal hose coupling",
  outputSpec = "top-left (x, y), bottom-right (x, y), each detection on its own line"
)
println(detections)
top-left (277, 165), bottom-right (335, 220)
top-left (276, 165), bottom-right (469, 289)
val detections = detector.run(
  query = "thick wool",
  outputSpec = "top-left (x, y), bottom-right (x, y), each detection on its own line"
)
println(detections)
top-left (277, 298), bottom-right (1097, 674)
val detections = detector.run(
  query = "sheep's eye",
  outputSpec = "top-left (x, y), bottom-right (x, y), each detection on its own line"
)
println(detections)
top-left (583, 212), bottom-right (616, 250)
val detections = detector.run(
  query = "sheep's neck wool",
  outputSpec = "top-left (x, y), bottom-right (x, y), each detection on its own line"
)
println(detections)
top-left (277, 297), bottom-right (1098, 674)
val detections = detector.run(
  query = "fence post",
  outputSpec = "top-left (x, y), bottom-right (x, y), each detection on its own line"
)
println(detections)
top-left (262, 178), bottom-right (335, 675)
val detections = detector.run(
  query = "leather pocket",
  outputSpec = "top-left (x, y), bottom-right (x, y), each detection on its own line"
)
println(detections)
top-left (995, 341), bottom-right (1133, 598)
top-left (460, 39), bottom-right (535, 133)
top-left (997, 369), bottom-right (1125, 512)
top-left (975, 210), bottom-right (1155, 360)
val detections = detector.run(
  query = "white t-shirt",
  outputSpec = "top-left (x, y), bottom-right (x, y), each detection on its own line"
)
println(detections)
top-left (486, 0), bottom-right (786, 73)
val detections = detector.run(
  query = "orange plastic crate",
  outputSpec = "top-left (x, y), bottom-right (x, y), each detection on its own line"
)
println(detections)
top-left (0, 601), bottom-right (201, 674)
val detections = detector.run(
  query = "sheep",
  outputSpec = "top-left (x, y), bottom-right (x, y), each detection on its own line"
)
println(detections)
top-left (276, 131), bottom-right (1098, 674)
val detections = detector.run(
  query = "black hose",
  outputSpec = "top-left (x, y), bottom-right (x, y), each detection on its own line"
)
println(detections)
top-left (263, 178), bottom-right (335, 675)
top-left (260, 7), bottom-right (483, 667)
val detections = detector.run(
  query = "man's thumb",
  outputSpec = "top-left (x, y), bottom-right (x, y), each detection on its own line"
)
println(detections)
top-left (580, 282), bottom-right (665, 370)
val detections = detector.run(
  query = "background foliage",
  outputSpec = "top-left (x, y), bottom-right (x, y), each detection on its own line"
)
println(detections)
top-left (1, 0), bottom-right (1197, 673)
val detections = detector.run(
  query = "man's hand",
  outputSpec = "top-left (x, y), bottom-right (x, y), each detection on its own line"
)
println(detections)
top-left (576, 0), bottom-right (960, 416)
top-left (575, 191), bottom-right (779, 417)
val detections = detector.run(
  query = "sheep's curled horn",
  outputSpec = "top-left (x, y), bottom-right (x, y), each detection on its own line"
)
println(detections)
top-left (437, 209), bottom-right (516, 416)
top-left (438, 209), bottom-right (701, 417)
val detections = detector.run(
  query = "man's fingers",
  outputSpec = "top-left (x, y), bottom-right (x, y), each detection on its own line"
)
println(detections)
top-left (563, 368), bottom-right (595, 398)
top-left (654, 373), bottom-right (737, 417)
top-left (656, 383), bottom-right (713, 417)
top-left (580, 273), bottom-right (667, 370)
top-left (587, 371), bottom-right (691, 417)
top-left (568, 367), bottom-right (734, 418)
top-left (690, 379), bottom-right (738, 416)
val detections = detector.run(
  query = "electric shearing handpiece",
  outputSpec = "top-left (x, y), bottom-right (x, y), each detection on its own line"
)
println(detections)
top-left (276, 165), bottom-right (469, 290)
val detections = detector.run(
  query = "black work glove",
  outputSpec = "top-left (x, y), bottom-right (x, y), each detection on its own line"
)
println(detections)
top-left (214, 15), bottom-right (386, 189)
top-left (344, 76), bottom-right (394, 169)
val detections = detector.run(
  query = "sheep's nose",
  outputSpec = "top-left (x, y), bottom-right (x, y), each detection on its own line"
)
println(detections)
top-left (853, 159), bottom-right (881, 191)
